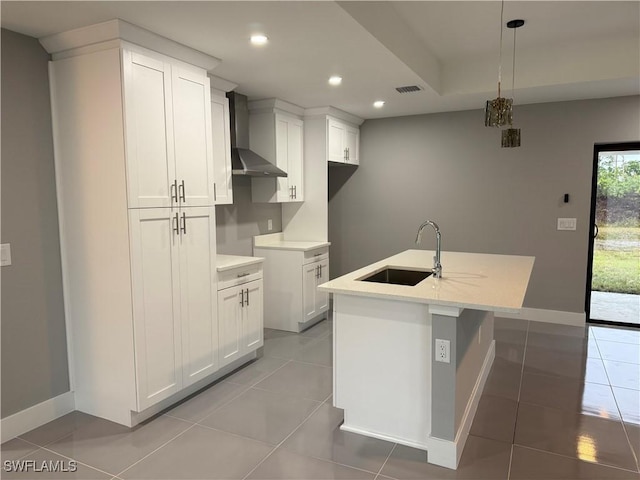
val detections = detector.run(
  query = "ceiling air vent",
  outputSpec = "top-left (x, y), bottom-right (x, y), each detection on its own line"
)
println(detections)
top-left (395, 85), bottom-right (423, 94)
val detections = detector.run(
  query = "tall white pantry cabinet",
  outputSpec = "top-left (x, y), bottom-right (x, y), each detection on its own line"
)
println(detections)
top-left (48, 35), bottom-right (221, 426)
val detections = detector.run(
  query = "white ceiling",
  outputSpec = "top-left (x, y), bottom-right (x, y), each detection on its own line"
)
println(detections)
top-left (2, 1), bottom-right (639, 120)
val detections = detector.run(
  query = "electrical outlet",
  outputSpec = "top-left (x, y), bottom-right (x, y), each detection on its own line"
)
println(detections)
top-left (267, 219), bottom-right (273, 231)
top-left (435, 339), bottom-right (450, 363)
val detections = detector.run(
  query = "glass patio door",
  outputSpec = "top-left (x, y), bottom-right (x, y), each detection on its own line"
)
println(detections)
top-left (587, 143), bottom-right (640, 327)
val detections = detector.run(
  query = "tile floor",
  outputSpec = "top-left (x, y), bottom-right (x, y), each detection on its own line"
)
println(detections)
top-left (2, 318), bottom-right (640, 479)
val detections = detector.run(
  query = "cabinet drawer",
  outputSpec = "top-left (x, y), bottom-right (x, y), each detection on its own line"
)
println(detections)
top-left (218, 263), bottom-right (263, 290)
top-left (303, 247), bottom-right (329, 265)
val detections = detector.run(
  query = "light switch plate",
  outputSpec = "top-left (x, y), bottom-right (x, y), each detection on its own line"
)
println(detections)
top-left (1, 243), bottom-right (11, 266)
top-left (557, 218), bottom-right (577, 231)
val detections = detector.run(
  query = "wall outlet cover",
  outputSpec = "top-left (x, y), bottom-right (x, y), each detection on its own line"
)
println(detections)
top-left (435, 338), bottom-right (450, 363)
top-left (1, 243), bottom-right (11, 267)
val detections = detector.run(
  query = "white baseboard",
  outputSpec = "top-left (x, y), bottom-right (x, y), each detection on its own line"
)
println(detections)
top-left (1, 391), bottom-right (75, 443)
top-left (498, 307), bottom-right (586, 327)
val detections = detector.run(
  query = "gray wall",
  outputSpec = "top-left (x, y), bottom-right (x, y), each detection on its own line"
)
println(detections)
top-left (1, 29), bottom-right (70, 417)
top-left (216, 176), bottom-right (282, 256)
top-left (329, 96), bottom-right (640, 313)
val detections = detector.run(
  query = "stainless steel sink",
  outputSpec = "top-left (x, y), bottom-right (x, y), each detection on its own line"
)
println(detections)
top-left (360, 268), bottom-right (432, 286)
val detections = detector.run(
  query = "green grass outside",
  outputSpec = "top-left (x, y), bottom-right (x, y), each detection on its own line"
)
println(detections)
top-left (592, 225), bottom-right (640, 294)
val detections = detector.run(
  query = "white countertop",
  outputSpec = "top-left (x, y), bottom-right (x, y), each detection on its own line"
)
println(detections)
top-left (318, 249), bottom-right (535, 313)
top-left (216, 254), bottom-right (264, 272)
top-left (253, 233), bottom-right (330, 252)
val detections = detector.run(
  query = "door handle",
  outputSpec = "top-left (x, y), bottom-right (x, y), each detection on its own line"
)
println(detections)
top-left (171, 180), bottom-right (178, 204)
top-left (180, 212), bottom-right (186, 235)
top-left (179, 180), bottom-right (186, 203)
top-left (593, 224), bottom-right (599, 239)
top-left (172, 213), bottom-right (179, 236)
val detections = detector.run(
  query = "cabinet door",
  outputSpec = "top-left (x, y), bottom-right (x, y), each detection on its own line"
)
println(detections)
top-left (287, 117), bottom-right (304, 202)
top-left (218, 285), bottom-right (243, 368)
top-left (275, 115), bottom-right (291, 202)
top-left (303, 263), bottom-right (319, 321)
top-left (327, 118), bottom-right (346, 163)
top-left (242, 280), bottom-right (264, 351)
top-left (172, 66), bottom-right (215, 207)
top-left (123, 50), bottom-right (175, 208)
top-left (129, 208), bottom-right (182, 410)
top-left (179, 207), bottom-right (218, 386)
top-left (316, 259), bottom-right (330, 313)
top-left (345, 126), bottom-right (359, 165)
top-left (211, 94), bottom-right (233, 205)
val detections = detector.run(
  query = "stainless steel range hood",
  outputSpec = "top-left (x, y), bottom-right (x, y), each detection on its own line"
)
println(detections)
top-left (227, 92), bottom-right (287, 177)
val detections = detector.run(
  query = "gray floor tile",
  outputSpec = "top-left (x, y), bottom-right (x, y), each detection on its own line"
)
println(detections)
top-left (520, 372), bottom-right (620, 419)
top-left (164, 380), bottom-right (248, 423)
top-left (598, 340), bottom-right (640, 364)
top-left (18, 411), bottom-right (97, 447)
top-left (46, 414), bottom-right (192, 476)
top-left (514, 402), bottom-right (637, 471)
top-left (199, 387), bottom-right (320, 445)
top-left (495, 341), bottom-right (524, 364)
top-left (223, 356), bottom-right (289, 386)
top-left (584, 357), bottom-right (611, 385)
top-left (591, 326), bottom-right (640, 345)
top-left (526, 331), bottom-right (591, 355)
top-left (119, 425), bottom-right (273, 479)
top-left (1, 438), bottom-right (39, 463)
top-left (1, 448), bottom-right (111, 479)
top-left (524, 346), bottom-right (593, 380)
top-left (469, 394), bottom-right (518, 443)
top-left (624, 422), bottom-right (640, 461)
top-left (282, 403), bottom-right (394, 473)
top-left (380, 435), bottom-right (511, 479)
top-left (588, 337), bottom-right (601, 359)
top-left (300, 319), bottom-right (333, 338)
top-left (483, 357), bottom-right (522, 401)
top-left (246, 448), bottom-right (376, 479)
top-left (510, 445), bottom-right (640, 479)
top-left (294, 334), bottom-right (333, 367)
top-left (255, 360), bottom-right (332, 401)
top-left (613, 387), bottom-right (640, 424)
top-left (263, 333), bottom-right (317, 360)
top-left (604, 360), bottom-right (640, 390)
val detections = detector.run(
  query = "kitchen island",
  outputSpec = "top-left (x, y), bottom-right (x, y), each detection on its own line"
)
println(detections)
top-left (318, 249), bottom-right (534, 469)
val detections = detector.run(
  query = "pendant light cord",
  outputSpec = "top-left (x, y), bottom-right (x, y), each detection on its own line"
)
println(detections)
top-left (512, 25), bottom-right (517, 100)
top-left (497, 0), bottom-right (504, 97)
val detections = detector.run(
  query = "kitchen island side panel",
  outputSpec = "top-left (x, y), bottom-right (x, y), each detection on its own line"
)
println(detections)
top-left (334, 294), bottom-right (432, 447)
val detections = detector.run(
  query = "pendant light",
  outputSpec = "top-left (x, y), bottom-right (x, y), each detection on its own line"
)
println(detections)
top-left (484, 0), bottom-right (512, 128)
top-left (502, 19), bottom-right (524, 148)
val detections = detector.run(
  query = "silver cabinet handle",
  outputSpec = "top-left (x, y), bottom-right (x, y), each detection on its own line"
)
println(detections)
top-left (171, 180), bottom-right (178, 204)
top-left (319, 264), bottom-right (322, 278)
top-left (179, 180), bottom-right (186, 203)
top-left (239, 289), bottom-right (244, 307)
top-left (293, 185), bottom-right (297, 199)
top-left (214, 183), bottom-right (217, 202)
top-left (172, 213), bottom-right (179, 236)
top-left (245, 288), bottom-right (249, 306)
top-left (237, 272), bottom-right (250, 278)
top-left (180, 212), bottom-right (186, 235)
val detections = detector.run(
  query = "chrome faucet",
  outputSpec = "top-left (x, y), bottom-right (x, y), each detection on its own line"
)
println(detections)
top-left (415, 220), bottom-right (442, 278)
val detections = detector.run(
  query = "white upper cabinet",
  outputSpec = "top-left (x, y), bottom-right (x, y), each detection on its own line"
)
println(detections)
top-left (327, 117), bottom-right (359, 165)
top-left (123, 49), bottom-right (214, 209)
top-left (210, 91), bottom-right (233, 205)
top-left (249, 100), bottom-right (305, 203)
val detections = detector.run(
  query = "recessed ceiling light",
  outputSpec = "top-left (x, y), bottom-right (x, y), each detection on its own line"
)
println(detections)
top-left (373, 100), bottom-right (385, 108)
top-left (250, 34), bottom-right (268, 46)
top-left (328, 76), bottom-right (342, 86)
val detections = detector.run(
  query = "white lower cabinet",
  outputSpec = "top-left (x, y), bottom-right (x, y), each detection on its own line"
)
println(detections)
top-left (217, 263), bottom-right (264, 368)
top-left (129, 207), bottom-right (218, 411)
top-left (254, 244), bottom-right (330, 333)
